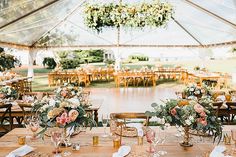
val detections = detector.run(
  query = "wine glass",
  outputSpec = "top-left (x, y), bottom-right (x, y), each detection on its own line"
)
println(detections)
top-left (62, 128), bottom-right (72, 156)
top-left (146, 129), bottom-right (155, 153)
top-left (23, 115), bottom-right (31, 130)
top-left (157, 126), bottom-right (167, 155)
top-left (29, 116), bottom-right (39, 140)
top-left (51, 128), bottom-right (63, 154)
top-left (231, 129), bottom-right (236, 152)
top-left (102, 114), bottom-right (109, 137)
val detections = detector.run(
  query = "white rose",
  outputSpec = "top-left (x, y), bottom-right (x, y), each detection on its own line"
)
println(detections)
top-left (185, 119), bottom-right (191, 126)
top-left (189, 88), bottom-right (194, 92)
top-left (49, 99), bottom-right (56, 107)
top-left (189, 116), bottom-right (194, 122)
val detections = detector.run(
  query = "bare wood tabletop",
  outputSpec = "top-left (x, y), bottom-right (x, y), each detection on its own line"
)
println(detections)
top-left (0, 126), bottom-right (235, 157)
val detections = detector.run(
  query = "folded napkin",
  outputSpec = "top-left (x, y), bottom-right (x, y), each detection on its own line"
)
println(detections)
top-left (126, 123), bottom-right (143, 136)
top-left (6, 145), bottom-right (34, 157)
top-left (112, 146), bottom-right (131, 157)
top-left (210, 145), bottom-right (226, 157)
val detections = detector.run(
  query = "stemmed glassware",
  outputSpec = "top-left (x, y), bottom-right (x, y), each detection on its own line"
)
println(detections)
top-left (51, 128), bottom-right (63, 155)
top-left (23, 115), bottom-right (31, 130)
top-left (157, 126), bottom-right (167, 156)
top-left (28, 115), bottom-right (39, 140)
top-left (231, 129), bottom-right (236, 152)
top-left (62, 128), bottom-right (72, 156)
top-left (146, 129), bottom-right (155, 153)
top-left (102, 114), bottom-right (109, 137)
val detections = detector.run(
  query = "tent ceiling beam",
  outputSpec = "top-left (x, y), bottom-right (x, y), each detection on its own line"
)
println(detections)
top-left (31, 41), bottom-right (236, 50)
top-left (30, 1), bottom-right (86, 47)
top-left (172, 17), bottom-right (203, 46)
top-left (0, 41), bottom-right (30, 50)
top-left (184, 0), bottom-right (236, 29)
top-left (0, 0), bottom-right (60, 30)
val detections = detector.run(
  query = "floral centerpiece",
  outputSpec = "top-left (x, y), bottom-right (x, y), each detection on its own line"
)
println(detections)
top-left (32, 84), bottom-right (96, 136)
top-left (55, 83), bottom-right (83, 99)
top-left (0, 86), bottom-right (18, 99)
top-left (183, 84), bottom-right (211, 99)
top-left (84, 0), bottom-right (174, 32)
top-left (145, 97), bottom-right (222, 147)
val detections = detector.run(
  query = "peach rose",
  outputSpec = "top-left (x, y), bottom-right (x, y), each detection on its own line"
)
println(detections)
top-left (69, 109), bottom-right (79, 121)
top-left (61, 90), bottom-right (68, 97)
top-left (194, 104), bottom-right (204, 113)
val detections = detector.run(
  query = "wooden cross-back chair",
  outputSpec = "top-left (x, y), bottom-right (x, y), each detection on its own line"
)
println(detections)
top-left (0, 103), bottom-right (12, 136)
top-left (110, 113), bottom-right (151, 137)
top-left (212, 101), bottom-right (229, 124)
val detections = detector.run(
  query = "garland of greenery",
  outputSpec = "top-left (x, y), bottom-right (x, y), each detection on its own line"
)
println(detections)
top-left (84, 0), bottom-right (173, 32)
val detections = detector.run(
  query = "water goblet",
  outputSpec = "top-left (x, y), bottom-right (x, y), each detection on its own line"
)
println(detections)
top-left (29, 117), bottom-right (39, 140)
top-left (51, 128), bottom-right (63, 154)
top-left (157, 126), bottom-right (167, 155)
top-left (62, 128), bottom-right (72, 156)
top-left (102, 114), bottom-right (109, 137)
top-left (146, 129), bottom-right (155, 153)
top-left (23, 115), bottom-right (31, 130)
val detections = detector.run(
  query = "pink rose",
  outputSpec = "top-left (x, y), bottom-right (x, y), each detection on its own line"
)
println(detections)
top-left (194, 104), bottom-right (204, 113)
top-left (56, 112), bottom-right (70, 125)
top-left (197, 117), bottom-right (207, 126)
top-left (200, 111), bottom-right (206, 117)
top-left (170, 108), bottom-right (177, 116)
top-left (69, 110), bottom-right (79, 121)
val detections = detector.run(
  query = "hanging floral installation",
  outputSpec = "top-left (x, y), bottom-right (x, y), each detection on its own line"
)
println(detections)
top-left (84, 0), bottom-right (174, 32)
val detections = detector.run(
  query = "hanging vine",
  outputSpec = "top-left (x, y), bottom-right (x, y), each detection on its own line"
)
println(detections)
top-left (84, 0), bottom-right (174, 32)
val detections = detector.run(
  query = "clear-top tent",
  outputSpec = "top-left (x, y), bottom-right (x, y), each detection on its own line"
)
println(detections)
top-left (0, 0), bottom-right (235, 50)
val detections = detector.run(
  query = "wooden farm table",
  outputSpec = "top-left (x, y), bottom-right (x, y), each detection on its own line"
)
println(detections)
top-left (0, 126), bottom-right (235, 157)
top-left (191, 72), bottom-right (221, 86)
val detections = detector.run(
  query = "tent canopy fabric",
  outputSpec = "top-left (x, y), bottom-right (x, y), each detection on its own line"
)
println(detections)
top-left (0, 0), bottom-right (235, 49)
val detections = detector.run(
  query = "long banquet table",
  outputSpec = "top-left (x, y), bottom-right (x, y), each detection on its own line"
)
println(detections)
top-left (0, 126), bottom-right (235, 157)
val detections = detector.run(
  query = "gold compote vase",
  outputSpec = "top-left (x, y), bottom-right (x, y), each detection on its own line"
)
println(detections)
top-left (179, 126), bottom-right (193, 147)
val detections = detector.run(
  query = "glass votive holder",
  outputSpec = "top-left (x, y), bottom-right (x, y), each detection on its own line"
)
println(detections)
top-left (93, 136), bottom-right (99, 146)
top-left (137, 136), bottom-right (143, 145)
top-left (113, 138), bottom-right (121, 149)
top-left (18, 136), bottom-right (26, 145)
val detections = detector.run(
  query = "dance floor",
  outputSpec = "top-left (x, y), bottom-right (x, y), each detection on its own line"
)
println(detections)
top-left (88, 84), bottom-right (182, 119)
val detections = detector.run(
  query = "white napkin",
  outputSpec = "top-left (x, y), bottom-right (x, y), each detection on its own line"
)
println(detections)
top-left (112, 146), bottom-right (131, 157)
top-left (210, 145), bottom-right (226, 157)
top-left (216, 95), bottom-right (226, 102)
top-left (6, 145), bottom-right (34, 157)
top-left (126, 123), bottom-right (143, 136)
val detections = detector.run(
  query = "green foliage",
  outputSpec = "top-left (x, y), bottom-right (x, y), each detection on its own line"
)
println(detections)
top-left (105, 59), bottom-right (115, 65)
top-left (0, 50), bottom-right (17, 71)
top-left (60, 58), bottom-right (81, 69)
top-left (129, 54), bottom-right (149, 61)
top-left (42, 57), bottom-right (57, 69)
top-left (84, 0), bottom-right (173, 32)
top-left (58, 49), bottom-right (104, 69)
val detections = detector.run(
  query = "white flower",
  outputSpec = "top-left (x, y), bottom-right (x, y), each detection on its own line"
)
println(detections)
top-left (189, 116), bottom-right (194, 122)
top-left (194, 90), bottom-right (200, 95)
top-left (185, 119), bottom-right (191, 126)
top-left (49, 99), bottom-right (56, 107)
top-left (189, 88), bottom-right (194, 92)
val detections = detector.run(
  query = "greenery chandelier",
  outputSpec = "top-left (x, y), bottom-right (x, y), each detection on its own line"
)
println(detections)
top-left (84, 0), bottom-right (174, 32)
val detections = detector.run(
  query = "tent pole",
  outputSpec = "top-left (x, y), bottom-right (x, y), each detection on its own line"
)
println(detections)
top-left (115, 0), bottom-right (122, 71)
top-left (27, 49), bottom-right (38, 80)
